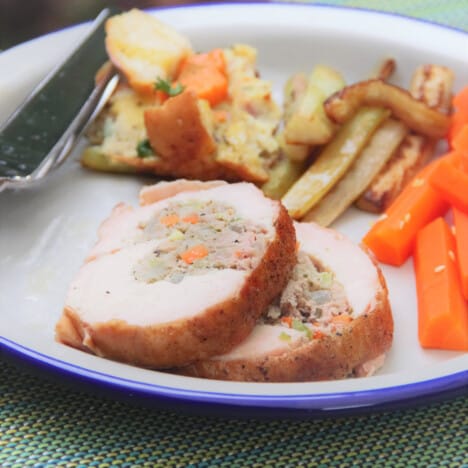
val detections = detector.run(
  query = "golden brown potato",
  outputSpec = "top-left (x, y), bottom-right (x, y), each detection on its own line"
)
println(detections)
top-left (324, 79), bottom-right (450, 139)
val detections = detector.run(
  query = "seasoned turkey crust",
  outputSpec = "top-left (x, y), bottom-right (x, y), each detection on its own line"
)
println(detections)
top-left (56, 181), bottom-right (296, 369)
top-left (180, 222), bottom-right (393, 382)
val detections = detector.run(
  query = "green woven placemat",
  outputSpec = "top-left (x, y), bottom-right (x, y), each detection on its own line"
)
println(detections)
top-left (0, 362), bottom-right (467, 467)
top-left (291, 0), bottom-right (468, 32)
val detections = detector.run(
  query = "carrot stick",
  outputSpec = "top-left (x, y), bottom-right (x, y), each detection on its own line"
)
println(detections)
top-left (180, 244), bottom-right (209, 264)
top-left (452, 124), bottom-right (468, 162)
top-left (176, 49), bottom-right (228, 106)
top-left (448, 112), bottom-right (468, 146)
top-left (453, 85), bottom-right (468, 114)
top-left (449, 86), bottom-right (468, 144)
top-left (429, 155), bottom-right (468, 213)
top-left (362, 160), bottom-right (449, 266)
top-left (454, 208), bottom-right (468, 301)
top-left (413, 217), bottom-right (468, 351)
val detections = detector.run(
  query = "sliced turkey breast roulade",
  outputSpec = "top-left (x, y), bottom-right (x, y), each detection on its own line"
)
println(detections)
top-left (56, 181), bottom-right (296, 369)
top-left (181, 222), bottom-right (393, 382)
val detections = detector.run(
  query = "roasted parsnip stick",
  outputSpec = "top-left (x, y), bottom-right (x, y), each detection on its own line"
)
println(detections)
top-left (282, 107), bottom-right (389, 219)
top-left (324, 79), bottom-right (450, 139)
top-left (356, 65), bottom-right (454, 213)
top-left (303, 118), bottom-right (408, 226)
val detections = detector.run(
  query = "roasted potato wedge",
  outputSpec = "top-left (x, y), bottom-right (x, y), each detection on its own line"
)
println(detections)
top-left (324, 79), bottom-right (450, 139)
top-left (284, 65), bottom-right (345, 147)
top-left (261, 134), bottom-right (309, 200)
top-left (303, 118), bottom-right (408, 226)
top-left (282, 107), bottom-right (389, 219)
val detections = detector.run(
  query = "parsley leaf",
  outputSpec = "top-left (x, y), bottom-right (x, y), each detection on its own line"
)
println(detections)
top-left (154, 77), bottom-right (185, 97)
top-left (136, 139), bottom-right (154, 158)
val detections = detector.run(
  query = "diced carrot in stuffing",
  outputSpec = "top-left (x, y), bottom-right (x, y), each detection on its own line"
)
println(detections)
top-left (180, 244), bottom-right (209, 264)
top-left (413, 217), bottom-right (468, 351)
top-left (160, 214), bottom-right (180, 227)
top-left (362, 160), bottom-right (449, 266)
top-left (330, 315), bottom-right (353, 325)
top-left (281, 316), bottom-right (292, 328)
top-left (182, 214), bottom-right (200, 224)
top-left (314, 330), bottom-right (325, 340)
top-left (176, 49), bottom-right (228, 106)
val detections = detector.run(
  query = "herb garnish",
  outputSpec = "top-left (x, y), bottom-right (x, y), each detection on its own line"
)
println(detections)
top-left (154, 77), bottom-right (185, 97)
top-left (136, 139), bottom-right (154, 158)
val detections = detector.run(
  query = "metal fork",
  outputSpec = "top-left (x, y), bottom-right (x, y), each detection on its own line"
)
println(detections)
top-left (0, 8), bottom-right (120, 192)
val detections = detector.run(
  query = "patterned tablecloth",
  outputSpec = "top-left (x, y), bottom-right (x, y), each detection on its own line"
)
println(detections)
top-left (1, 1), bottom-right (467, 466)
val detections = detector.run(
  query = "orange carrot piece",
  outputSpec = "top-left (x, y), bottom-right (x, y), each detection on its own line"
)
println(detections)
top-left (429, 155), bottom-right (468, 213)
top-left (448, 86), bottom-right (468, 145)
top-left (453, 85), bottom-right (468, 114)
top-left (448, 111), bottom-right (468, 146)
top-left (182, 214), bottom-right (200, 224)
top-left (176, 49), bottom-right (228, 106)
top-left (362, 161), bottom-right (449, 266)
top-left (330, 315), bottom-right (353, 324)
top-left (454, 208), bottom-right (468, 301)
top-left (452, 124), bottom-right (468, 160)
top-left (180, 244), bottom-right (209, 264)
top-left (314, 330), bottom-right (325, 340)
top-left (413, 217), bottom-right (468, 351)
top-left (281, 316), bottom-right (292, 328)
top-left (160, 214), bottom-right (180, 227)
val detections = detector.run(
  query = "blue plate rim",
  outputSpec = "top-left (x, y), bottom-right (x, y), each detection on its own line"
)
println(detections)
top-left (2, 337), bottom-right (467, 411)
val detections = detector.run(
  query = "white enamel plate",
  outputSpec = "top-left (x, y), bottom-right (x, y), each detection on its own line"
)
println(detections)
top-left (0, 3), bottom-right (467, 417)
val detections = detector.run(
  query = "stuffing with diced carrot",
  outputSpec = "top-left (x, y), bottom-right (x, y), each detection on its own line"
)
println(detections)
top-left (363, 84), bottom-right (468, 352)
top-left (413, 217), bottom-right (468, 351)
top-left (180, 244), bottom-right (209, 264)
top-left (175, 48), bottom-right (228, 106)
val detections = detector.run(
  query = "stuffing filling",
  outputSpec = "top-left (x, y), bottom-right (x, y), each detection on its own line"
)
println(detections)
top-left (133, 199), bottom-right (269, 283)
top-left (262, 251), bottom-right (353, 340)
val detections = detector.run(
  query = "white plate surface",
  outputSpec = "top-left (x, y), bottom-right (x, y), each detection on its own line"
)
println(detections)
top-left (0, 3), bottom-right (467, 416)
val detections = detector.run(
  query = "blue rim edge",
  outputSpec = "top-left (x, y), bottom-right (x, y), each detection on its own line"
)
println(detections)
top-left (2, 2), bottom-right (467, 417)
top-left (2, 337), bottom-right (467, 418)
